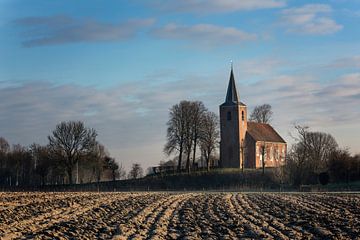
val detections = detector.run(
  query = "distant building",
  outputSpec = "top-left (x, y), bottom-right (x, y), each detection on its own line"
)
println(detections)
top-left (219, 67), bottom-right (286, 169)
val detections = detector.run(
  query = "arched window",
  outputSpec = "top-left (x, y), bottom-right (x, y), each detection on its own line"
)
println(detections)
top-left (242, 111), bottom-right (245, 121)
top-left (227, 111), bottom-right (231, 121)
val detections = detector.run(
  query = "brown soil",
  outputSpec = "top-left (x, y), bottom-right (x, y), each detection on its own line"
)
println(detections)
top-left (0, 192), bottom-right (359, 239)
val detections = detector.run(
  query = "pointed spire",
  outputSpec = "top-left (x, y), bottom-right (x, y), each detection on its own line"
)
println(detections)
top-left (225, 64), bottom-right (239, 104)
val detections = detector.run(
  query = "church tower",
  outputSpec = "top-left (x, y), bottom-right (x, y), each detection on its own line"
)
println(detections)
top-left (220, 66), bottom-right (247, 168)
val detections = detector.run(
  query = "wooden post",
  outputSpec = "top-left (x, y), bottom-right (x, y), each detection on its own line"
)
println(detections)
top-left (261, 141), bottom-right (266, 176)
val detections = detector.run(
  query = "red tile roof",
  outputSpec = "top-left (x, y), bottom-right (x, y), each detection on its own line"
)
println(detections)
top-left (247, 122), bottom-right (286, 143)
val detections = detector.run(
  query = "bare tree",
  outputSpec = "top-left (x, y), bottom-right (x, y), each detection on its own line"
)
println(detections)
top-left (165, 100), bottom-right (209, 173)
top-left (199, 112), bottom-right (219, 171)
top-left (89, 143), bottom-right (108, 183)
top-left (0, 137), bottom-right (9, 170)
top-left (128, 163), bottom-right (143, 179)
top-left (249, 104), bottom-right (273, 123)
top-left (164, 101), bottom-right (190, 172)
top-left (183, 102), bottom-right (195, 173)
top-left (328, 149), bottom-right (352, 184)
top-left (293, 125), bottom-right (338, 171)
top-left (104, 156), bottom-right (121, 182)
top-left (190, 101), bottom-right (207, 169)
top-left (30, 144), bottom-right (52, 186)
top-left (7, 144), bottom-right (32, 186)
top-left (48, 121), bottom-right (97, 184)
top-left (285, 125), bottom-right (338, 186)
top-left (118, 163), bottom-right (126, 180)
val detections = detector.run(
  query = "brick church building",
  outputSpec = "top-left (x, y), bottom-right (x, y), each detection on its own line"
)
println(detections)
top-left (220, 67), bottom-right (286, 169)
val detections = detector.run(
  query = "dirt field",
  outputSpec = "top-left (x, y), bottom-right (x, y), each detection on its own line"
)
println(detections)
top-left (0, 192), bottom-right (359, 239)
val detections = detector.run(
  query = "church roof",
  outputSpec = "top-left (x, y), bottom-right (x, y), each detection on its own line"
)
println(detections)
top-left (221, 67), bottom-right (246, 106)
top-left (247, 122), bottom-right (286, 143)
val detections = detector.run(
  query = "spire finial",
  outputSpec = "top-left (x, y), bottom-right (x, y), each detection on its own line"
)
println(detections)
top-left (230, 60), bottom-right (233, 70)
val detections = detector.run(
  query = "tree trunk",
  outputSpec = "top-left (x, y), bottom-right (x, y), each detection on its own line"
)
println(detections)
top-left (207, 148), bottom-right (212, 172)
top-left (177, 142), bottom-right (183, 172)
top-left (192, 138), bottom-right (197, 169)
top-left (16, 169), bottom-right (19, 186)
top-left (186, 150), bottom-right (191, 174)
top-left (97, 170), bottom-right (101, 183)
top-left (67, 166), bottom-right (73, 184)
top-left (206, 155), bottom-right (210, 172)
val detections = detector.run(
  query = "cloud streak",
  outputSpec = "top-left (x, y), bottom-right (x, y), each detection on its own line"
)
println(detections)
top-left (14, 15), bottom-right (155, 47)
top-left (152, 23), bottom-right (257, 46)
top-left (328, 55), bottom-right (360, 69)
top-left (281, 4), bottom-right (343, 35)
top-left (147, 0), bottom-right (286, 14)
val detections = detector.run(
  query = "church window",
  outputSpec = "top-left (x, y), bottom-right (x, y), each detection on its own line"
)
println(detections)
top-left (242, 111), bottom-right (245, 121)
top-left (227, 111), bottom-right (231, 121)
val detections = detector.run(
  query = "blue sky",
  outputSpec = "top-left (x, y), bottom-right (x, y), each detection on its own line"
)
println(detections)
top-left (1, 0), bottom-right (360, 171)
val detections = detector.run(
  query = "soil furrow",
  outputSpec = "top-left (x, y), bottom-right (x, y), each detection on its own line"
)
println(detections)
top-left (1, 193), bottom-right (117, 239)
top-left (115, 193), bottom-right (173, 239)
top-left (0, 192), bottom-right (358, 240)
top-left (230, 193), bottom-right (269, 238)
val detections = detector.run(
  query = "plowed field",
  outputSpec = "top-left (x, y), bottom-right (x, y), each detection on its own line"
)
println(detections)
top-left (0, 192), bottom-right (359, 239)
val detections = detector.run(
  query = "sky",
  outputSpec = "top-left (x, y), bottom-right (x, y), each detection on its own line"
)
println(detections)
top-left (1, 0), bottom-right (360, 172)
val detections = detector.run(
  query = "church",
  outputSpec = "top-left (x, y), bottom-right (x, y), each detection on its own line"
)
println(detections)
top-left (220, 67), bottom-right (286, 169)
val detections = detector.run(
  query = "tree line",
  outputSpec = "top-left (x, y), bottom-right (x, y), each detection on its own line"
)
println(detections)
top-left (285, 125), bottom-right (360, 186)
top-left (1, 100), bottom-right (359, 188)
top-left (0, 121), bottom-right (144, 187)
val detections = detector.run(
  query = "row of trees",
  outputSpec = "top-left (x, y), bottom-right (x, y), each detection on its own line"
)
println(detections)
top-left (285, 125), bottom-right (360, 186)
top-left (0, 121), bottom-right (129, 186)
top-left (164, 101), bottom-right (219, 172)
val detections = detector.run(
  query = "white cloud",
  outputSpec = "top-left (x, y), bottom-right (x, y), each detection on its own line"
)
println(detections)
top-left (152, 23), bottom-right (257, 46)
top-left (329, 56), bottom-right (360, 68)
top-left (147, 0), bottom-right (286, 14)
top-left (281, 4), bottom-right (343, 35)
top-left (320, 73), bottom-right (360, 97)
top-left (14, 15), bottom-right (155, 47)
